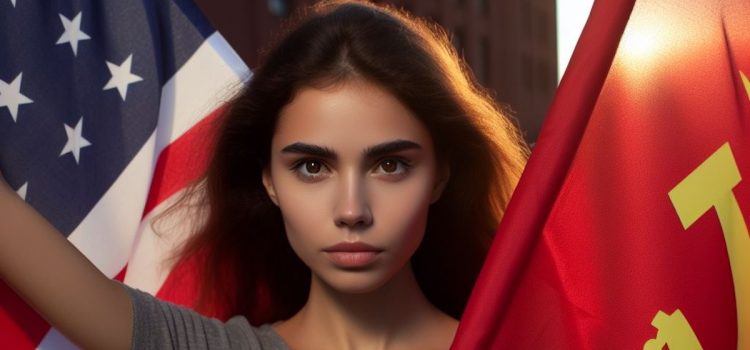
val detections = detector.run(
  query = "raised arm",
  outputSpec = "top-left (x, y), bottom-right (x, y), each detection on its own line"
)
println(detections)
top-left (0, 173), bottom-right (132, 350)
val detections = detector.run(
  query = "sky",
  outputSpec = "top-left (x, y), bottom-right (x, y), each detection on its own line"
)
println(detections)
top-left (556, 0), bottom-right (595, 81)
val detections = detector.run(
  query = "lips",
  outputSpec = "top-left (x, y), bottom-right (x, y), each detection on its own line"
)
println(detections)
top-left (323, 242), bottom-right (383, 268)
top-left (323, 241), bottom-right (383, 253)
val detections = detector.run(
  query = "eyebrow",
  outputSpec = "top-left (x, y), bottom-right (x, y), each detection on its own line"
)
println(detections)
top-left (280, 139), bottom-right (422, 160)
top-left (362, 139), bottom-right (422, 159)
top-left (281, 143), bottom-right (337, 159)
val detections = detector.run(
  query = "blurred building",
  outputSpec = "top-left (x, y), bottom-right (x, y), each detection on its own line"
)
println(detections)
top-left (194, 0), bottom-right (557, 143)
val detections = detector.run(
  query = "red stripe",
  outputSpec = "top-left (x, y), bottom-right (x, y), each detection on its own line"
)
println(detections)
top-left (142, 107), bottom-right (222, 217)
top-left (113, 265), bottom-right (127, 282)
top-left (0, 282), bottom-right (48, 350)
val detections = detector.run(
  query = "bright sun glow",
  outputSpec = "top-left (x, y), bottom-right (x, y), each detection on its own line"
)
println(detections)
top-left (620, 27), bottom-right (660, 61)
top-left (616, 9), bottom-right (670, 71)
top-left (557, 1), bottom-right (697, 83)
top-left (613, 3), bottom-right (702, 83)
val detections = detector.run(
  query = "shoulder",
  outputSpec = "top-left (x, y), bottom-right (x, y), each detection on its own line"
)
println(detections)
top-left (227, 318), bottom-right (291, 350)
top-left (122, 282), bottom-right (290, 350)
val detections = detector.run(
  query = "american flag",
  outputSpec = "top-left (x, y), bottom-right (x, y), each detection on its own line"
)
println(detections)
top-left (0, 0), bottom-right (249, 348)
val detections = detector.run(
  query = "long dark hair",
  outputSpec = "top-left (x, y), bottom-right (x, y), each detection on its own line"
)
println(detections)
top-left (163, 0), bottom-right (528, 325)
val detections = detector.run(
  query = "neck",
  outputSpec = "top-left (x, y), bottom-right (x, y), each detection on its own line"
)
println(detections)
top-left (277, 263), bottom-right (450, 349)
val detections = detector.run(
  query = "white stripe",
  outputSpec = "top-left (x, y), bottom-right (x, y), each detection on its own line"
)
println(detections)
top-left (37, 32), bottom-right (249, 349)
top-left (124, 189), bottom-right (193, 294)
top-left (153, 32), bottom-right (251, 157)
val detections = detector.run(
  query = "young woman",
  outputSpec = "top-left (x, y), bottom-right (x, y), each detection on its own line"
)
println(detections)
top-left (0, 1), bottom-right (528, 349)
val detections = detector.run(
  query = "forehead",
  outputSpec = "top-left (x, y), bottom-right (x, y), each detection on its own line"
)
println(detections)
top-left (273, 79), bottom-right (433, 151)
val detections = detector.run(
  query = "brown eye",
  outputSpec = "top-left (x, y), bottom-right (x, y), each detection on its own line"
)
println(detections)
top-left (381, 159), bottom-right (398, 173)
top-left (305, 161), bottom-right (322, 174)
top-left (372, 158), bottom-right (410, 178)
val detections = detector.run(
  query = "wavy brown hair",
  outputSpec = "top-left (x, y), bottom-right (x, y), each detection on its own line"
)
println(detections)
top-left (163, 0), bottom-right (528, 325)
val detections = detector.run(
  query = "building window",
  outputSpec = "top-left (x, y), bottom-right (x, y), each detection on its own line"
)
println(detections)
top-left (267, 0), bottom-right (288, 17)
top-left (535, 9), bottom-right (549, 45)
top-left (478, 37), bottom-right (491, 84)
top-left (535, 60), bottom-right (551, 95)
top-left (520, 1), bottom-right (532, 39)
top-left (522, 53), bottom-right (533, 93)
top-left (475, 0), bottom-right (489, 14)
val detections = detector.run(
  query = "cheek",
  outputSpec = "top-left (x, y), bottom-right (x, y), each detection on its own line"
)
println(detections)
top-left (277, 186), bottom-right (328, 232)
top-left (277, 197), bottom-right (327, 272)
top-left (269, 170), bottom-right (332, 259)
top-left (371, 175), bottom-right (434, 255)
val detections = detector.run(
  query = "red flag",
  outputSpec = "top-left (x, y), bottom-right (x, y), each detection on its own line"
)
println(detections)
top-left (453, 0), bottom-right (750, 348)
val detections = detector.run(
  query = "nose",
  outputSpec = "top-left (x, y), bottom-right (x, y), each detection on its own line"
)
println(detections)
top-left (333, 171), bottom-right (373, 229)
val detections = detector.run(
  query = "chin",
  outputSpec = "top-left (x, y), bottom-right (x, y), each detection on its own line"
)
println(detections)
top-left (317, 269), bottom-right (394, 294)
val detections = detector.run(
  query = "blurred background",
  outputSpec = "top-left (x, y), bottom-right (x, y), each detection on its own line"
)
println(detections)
top-left (194, 0), bottom-right (586, 145)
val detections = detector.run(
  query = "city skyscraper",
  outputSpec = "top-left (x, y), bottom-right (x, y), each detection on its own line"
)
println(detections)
top-left (195, 0), bottom-right (557, 142)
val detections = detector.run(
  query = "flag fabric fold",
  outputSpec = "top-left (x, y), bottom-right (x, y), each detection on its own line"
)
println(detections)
top-left (453, 0), bottom-right (749, 348)
top-left (0, 1), bottom-right (248, 348)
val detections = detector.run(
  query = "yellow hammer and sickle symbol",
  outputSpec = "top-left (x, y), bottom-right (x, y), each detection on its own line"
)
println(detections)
top-left (644, 142), bottom-right (749, 350)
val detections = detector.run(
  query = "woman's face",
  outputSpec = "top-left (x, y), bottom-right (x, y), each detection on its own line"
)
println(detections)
top-left (263, 78), bottom-right (446, 294)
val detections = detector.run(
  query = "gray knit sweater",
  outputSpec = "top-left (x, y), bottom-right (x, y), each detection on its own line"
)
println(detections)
top-left (123, 284), bottom-right (290, 349)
